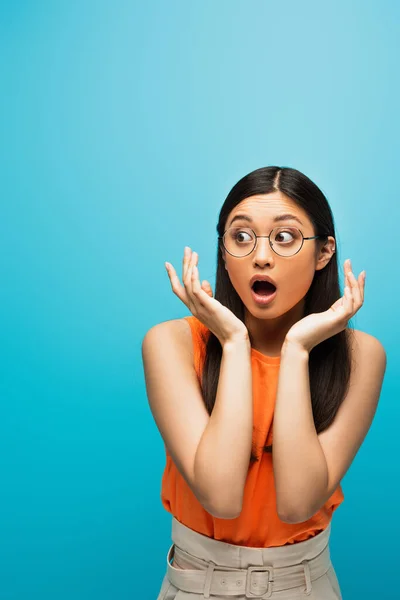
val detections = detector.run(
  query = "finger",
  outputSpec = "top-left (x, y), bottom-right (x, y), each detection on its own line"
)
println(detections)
top-left (343, 262), bottom-right (354, 313)
top-left (190, 257), bottom-right (213, 308)
top-left (182, 246), bottom-right (191, 281)
top-left (338, 283), bottom-right (347, 308)
top-left (183, 249), bottom-right (195, 287)
top-left (165, 262), bottom-right (188, 305)
top-left (340, 261), bottom-right (349, 306)
top-left (202, 280), bottom-right (213, 297)
top-left (344, 261), bottom-right (355, 305)
top-left (191, 254), bottom-right (211, 298)
top-left (343, 284), bottom-right (354, 317)
top-left (330, 294), bottom-right (345, 311)
top-left (332, 261), bottom-right (354, 316)
top-left (343, 260), bottom-right (350, 296)
top-left (347, 268), bottom-right (362, 308)
top-left (184, 250), bottom-right (200, 307)
top-left (358, 271), bottom-right (365, 303)
top-left (191, 262), bottom-right (201, 294)
top-left (192, 265), bottom-right (210, 303)
top-left (344, 258), bottom-right (352, 279)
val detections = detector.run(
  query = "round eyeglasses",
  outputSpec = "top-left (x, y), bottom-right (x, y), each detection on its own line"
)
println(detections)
top-left (218, 226), bottom-right (328, 258)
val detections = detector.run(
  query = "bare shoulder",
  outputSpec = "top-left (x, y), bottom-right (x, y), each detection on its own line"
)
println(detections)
top-left (347, 328), bottom-right (387, 373)
top-left (350, 329), bottom-right (387, 389)
top-left (142, 317), bottom-right (194, 359)
top-left (141, 318), bottom-right (212, 509)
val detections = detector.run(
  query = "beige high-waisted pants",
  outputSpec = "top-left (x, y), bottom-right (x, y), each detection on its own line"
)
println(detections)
top-left (156, 516), bottom-right (342, 599)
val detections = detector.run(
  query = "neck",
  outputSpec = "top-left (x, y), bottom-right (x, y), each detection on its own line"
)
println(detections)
top-left (244, 298), bottom-right (306, 356)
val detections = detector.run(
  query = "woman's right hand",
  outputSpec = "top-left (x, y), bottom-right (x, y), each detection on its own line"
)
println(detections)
top-left (165, 246), bottom-right (249, 346)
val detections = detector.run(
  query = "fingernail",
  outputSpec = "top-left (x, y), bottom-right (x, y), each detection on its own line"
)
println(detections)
top-left (165, 262), bottom-right (170, 269)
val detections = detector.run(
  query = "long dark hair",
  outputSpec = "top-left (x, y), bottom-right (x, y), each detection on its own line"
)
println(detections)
top-left (200, 166), bottom-right (354, 464)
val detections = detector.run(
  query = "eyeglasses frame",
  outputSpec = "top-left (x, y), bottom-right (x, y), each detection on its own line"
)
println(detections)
top-left (218, 226), bottom-right (329, 258)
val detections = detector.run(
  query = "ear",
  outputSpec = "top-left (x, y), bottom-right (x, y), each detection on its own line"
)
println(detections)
top-left (315, 236), bottom-right (336, 271)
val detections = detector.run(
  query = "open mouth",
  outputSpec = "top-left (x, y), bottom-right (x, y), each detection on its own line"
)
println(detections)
top-left (251, 280), bottom-right (277, 295)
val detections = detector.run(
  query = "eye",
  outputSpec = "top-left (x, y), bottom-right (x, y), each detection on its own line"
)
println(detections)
top-left (235, 230), bottom-right (253, 242)
top-left (274, 229), bottom-right (298, 244)
top-left (230, 228), bottom-right (254, 243)
top-left (275, 231), bottom-right (293, 242)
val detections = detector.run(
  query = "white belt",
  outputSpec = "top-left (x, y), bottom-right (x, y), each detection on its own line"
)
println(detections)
top-left (165, 541), bottom-right (331, 598)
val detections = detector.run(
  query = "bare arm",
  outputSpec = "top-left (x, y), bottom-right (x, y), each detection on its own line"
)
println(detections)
top-left (272, 331), bottom-right (386, 523)
top-left (194, 336), bottom-right (252, 518)
top-left (272, 339), bottom-right (327, 522)
top-left (142, 319), bottom-right (252, 520)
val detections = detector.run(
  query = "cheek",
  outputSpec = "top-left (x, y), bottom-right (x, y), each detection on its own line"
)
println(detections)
top-left (226, 268), bottom-right (245, 293)
top-left (283, 268), bottom-right (314, 300)
top-left (225, 266), bottom-right (251, 301)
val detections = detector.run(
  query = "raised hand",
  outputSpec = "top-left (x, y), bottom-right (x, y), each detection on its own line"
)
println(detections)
top-left (285, 258), bottom-right (366, 353)
top-left (165, 246), bottom-right (249, 346)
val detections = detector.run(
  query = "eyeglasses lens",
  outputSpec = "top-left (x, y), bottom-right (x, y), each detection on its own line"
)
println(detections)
top-left (223, 227), bottom-right (303, 257)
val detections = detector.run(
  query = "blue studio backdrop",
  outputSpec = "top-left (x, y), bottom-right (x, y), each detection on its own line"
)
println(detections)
top-left (1, 1), bottom-right (398, 598)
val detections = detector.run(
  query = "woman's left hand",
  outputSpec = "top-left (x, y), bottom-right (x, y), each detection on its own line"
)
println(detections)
top-left (285, 259), bottom-right (366, 353)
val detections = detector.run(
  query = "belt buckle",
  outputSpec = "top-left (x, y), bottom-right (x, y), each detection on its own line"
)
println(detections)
top-left (245, 565), bottom-right (273, 599)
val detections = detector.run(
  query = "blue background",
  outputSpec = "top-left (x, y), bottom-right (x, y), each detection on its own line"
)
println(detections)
top-left (1, 1), bottom-right (398, 598)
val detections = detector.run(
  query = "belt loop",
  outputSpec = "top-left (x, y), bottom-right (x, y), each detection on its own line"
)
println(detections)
top-left (301, 559), bottom-right (312, 595)
top-left (203, 561), bottom-right (216, 599)
top-left (166, 543), bottom-right (174, 566)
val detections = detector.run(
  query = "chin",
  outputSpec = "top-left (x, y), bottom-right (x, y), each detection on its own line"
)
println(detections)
top-left (244, 293), bottom-right (304, 321)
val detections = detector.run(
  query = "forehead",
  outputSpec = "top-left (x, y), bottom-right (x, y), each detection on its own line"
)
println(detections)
top-left (227, 192), bottom-right (311, 226)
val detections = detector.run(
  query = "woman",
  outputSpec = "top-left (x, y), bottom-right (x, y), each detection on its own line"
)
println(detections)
top-left (142, 166), bottom-right (386, 599)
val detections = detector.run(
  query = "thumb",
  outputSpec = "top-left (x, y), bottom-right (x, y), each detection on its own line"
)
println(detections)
top-left (201, 280), bottom-right (213, 297)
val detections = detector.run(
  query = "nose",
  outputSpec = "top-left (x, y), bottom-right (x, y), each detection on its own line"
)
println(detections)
top-left (252, 236), bottom-right (275, 267)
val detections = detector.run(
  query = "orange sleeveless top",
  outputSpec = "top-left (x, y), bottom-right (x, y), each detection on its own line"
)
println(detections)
top-left (161, 315), bottom-right (344, 547)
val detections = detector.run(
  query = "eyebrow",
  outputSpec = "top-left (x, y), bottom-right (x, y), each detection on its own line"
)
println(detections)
top-left (228, 213), bottom-right (304, 227)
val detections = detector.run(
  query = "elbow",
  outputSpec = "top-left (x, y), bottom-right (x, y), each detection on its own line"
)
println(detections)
top-left (210, 506), bottom-right (242, 520)
top-left (199, 482), bottom-right (243, 520)
top-left (207, 498), bottom-right (242, 520)
top-left (277, 503), bottom-right (309, 524)
top-left (278, 511), bottom-right (304, 524)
